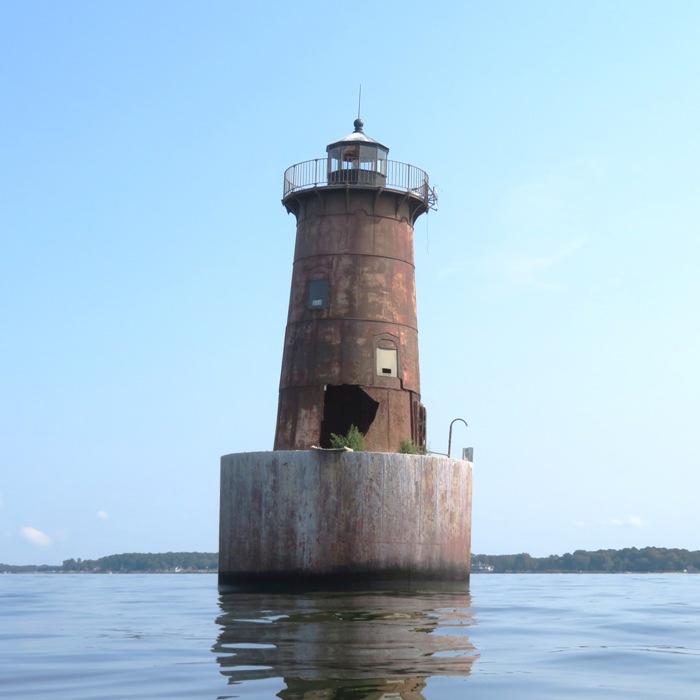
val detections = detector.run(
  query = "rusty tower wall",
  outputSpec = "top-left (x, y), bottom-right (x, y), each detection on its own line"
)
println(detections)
top-left (274, 187), bottom-right (427, 453)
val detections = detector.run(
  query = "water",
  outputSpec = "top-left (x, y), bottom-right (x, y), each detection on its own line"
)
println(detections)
top-left (1, 573), bottom-right (698, 698)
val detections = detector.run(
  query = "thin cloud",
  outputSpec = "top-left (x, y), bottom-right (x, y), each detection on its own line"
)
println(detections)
top-left (481, 238), bottom-right (585, 291)
top-left (437, 264), bottom-right (461, 279)
top-left (504, 177), bottom-right (572, 231)
top-left (609, 516), bottom-right (643, 528)
top-left (97, 510), bottom-right (109, 520)
top-left (483, 157), bottom-right (601, 292)
top-left (502, 156), bottom-right (608, 232)
top-left (21, 526), bottom-right (52, 547)
top-left (499, 255), bottom-right (563, 290)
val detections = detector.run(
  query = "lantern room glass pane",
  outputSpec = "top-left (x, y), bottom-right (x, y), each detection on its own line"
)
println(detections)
top-left (359, 145), bottom-right (377, 170)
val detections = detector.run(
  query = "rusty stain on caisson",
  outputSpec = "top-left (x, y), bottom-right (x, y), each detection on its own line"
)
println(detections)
top-left (218, 117), bottom-right (472, 593)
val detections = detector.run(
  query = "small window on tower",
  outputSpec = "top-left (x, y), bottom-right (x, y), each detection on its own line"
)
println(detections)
top-left (376, 348), bottom-right (398, 377)
top-left (308, 279), bottom-right (329, 310)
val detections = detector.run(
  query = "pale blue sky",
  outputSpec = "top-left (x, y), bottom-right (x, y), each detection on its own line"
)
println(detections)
top-left (2, 1), bottom-right (699, 564)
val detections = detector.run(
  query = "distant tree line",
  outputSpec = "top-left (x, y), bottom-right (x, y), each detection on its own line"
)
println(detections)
top-left (63, 551), bottom-right (218, 572)
top-left (472, 547), bottom-right (700, 573)
top-left (0, 563), bottom-right (60, 574)
top-left (3, 548), bottom-right (700, 574)
top-left (0, 552), bottom-right (218, 574)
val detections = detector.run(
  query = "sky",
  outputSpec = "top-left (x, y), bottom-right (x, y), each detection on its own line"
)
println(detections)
top-left (2, 1), bottom-right (699, 565)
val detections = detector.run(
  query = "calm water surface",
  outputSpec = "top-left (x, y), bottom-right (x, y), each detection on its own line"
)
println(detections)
top-left (1, 573), bottom-right (698, 698)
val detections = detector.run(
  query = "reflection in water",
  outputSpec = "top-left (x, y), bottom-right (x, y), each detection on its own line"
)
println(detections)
top-left (212, 591), bottom-right (478, 699)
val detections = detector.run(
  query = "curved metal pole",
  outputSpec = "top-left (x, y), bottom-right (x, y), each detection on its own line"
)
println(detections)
top-left (447, 418), bottom-right (469, 458)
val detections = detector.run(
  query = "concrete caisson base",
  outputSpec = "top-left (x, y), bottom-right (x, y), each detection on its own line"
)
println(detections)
top-left (218, 450), bottom-right (472, 593)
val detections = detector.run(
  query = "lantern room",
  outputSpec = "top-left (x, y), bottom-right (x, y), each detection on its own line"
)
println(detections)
top-left (326, 118), bottom-right (388, 186)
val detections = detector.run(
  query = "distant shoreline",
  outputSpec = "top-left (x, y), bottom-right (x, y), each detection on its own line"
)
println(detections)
top-left (3, 547), bottom-right (699, 575)
top-left (3, 570), bottom-right (698, 575)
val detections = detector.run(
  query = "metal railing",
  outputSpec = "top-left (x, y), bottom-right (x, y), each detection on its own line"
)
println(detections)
top-left (283, 158), bottom-right (437, 209)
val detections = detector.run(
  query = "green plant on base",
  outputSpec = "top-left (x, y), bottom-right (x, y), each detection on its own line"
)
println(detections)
top-left (399, 438), bottom-right (426, 455)
top-left (329, 424), bottom-right (366, 451)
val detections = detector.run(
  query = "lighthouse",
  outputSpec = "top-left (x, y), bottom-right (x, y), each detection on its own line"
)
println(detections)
top-left (274, 118), bottom-right (431, 453)
top-left (218, 118), bottom-right (472, 593)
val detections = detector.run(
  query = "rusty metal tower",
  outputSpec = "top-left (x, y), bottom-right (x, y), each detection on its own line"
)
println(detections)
top-left (274, 118), bottom-right (436, 452)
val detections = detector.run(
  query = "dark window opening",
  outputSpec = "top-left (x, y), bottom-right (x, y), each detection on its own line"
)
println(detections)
top-left (319, 385), bottom-right (379, 448)
top-left (308, 279), bottom-right (329, 310)
top-left (381, 368), bottom-right (391, 374)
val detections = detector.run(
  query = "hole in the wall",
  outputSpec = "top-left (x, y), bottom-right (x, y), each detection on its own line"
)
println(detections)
top-left (319, 385), bottom-right (379, 448)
